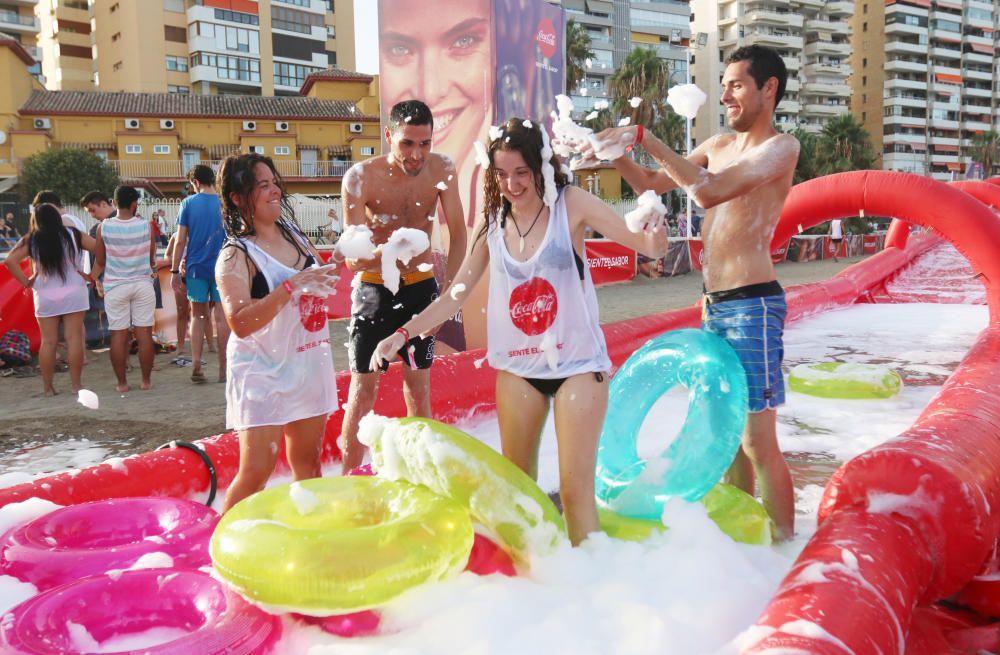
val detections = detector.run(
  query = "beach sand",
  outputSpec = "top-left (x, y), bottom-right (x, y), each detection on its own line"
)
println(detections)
top-left (0, 257), bottom-right (863, 456)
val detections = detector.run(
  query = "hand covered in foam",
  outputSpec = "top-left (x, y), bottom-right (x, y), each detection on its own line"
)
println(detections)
top-left (336, 224), bottom-right (377, 261)
top-left (624, 190), bottom-right (667, 234)
top-left (288, 264), bottom-right (340, 298)
top-left (380, 228), bottom-right (431, 294)
top-left (667, 84), bottom-right (707, 120)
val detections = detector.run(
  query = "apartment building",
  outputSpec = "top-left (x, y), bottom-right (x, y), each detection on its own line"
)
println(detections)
top-left (852, 0), bottom-right (999, 181)
top-left (0, 0), bottom-right (42, 79)
top-left (561, 0), bottom-right (692, 117)
top-left (34, 0), bottom-right (355, 95)
top-left (690, 0), bottom-right (854, 144)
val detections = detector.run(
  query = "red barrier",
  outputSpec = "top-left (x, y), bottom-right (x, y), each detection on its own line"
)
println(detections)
top-left (584, 239), bottom-right (635, 286)
top-left (0, 260), bottom-right (39, 352)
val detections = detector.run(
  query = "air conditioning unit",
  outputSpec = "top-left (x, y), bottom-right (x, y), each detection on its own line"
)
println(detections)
top-left (275, 121), bottom-right (290, 132)
top-left (249, 145), bottom-right (265, 154)
top-left (159, 119), bottom-right (175, 130)
top-left (124, 118), bottom-right (141, 129)
top-left (348, 122), bottom-right (363, 134)
top-left (32, 118), bottom-right (52, 130)
top-left (243, 120), bottom-right (257, 131)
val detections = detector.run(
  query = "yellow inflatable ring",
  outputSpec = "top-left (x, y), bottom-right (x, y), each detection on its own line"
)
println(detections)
top-left (598, 484), bottom-right (772, 545)
top-left (359, 415), bottom-right (567, 563)
top-left (210, 476), bottom-right (473, 615)
top-left (789, 362), bottom-right (903, 399)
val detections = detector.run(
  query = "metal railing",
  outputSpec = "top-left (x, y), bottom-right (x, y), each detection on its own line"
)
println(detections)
top-left (109, 159), bottom-right (356, 179)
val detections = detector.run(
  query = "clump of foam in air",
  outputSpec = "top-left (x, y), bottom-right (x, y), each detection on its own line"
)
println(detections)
top-left (667, 84), bottom-right (708, 119)
top-left (624, 190), bottom-right (667, 233)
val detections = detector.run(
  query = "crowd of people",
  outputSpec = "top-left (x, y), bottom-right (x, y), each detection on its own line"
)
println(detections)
top-left (2, 44), bottom-right (801, 543)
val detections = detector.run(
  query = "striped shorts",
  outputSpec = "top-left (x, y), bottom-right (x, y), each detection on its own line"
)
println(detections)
top-left (702, 290), bottom-right (787, 413)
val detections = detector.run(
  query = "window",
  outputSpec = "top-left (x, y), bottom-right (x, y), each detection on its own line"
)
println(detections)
top-left (111, 32), bottom-right (120, 42)
top-left (166, 55), bottom-right (188, 72)
top-left (189, 22), bottom-right (259, 54)
top-left (153, 145), bottom-right (171, 155)
top-left (862, 57), bottom-right (867, 68)
top-left (94, 150), bottom-right (109, 161)
top-left (214, 9), bottom-right (259, 26)
top-left (275, 0), bottom-right (311, 5)
top-left (272, 6), bottom-right (324, 33)
top-left (862, 22), bottom-right (867, 32)
top-left (168, 84), bottom-right (190, 94)
top-left (113, 61), bottom-right (122, 71)
top-left (326, 25), bottom-right (335, 38)
top-left (125, 144), bottom-right (142, 154)
top-left (190, 52), bottom-right (261, 82)
top-left (273, 61), bottom-right (321, 87)
top-left (110, 2), bottom-right (118, 12)
top-left (274, 146), bottom-right (291, 155)
top-left (164, 25), bottom-right (187, 42)
top-left (249, 145), bottom-right (264, 154)
top-left (360, 146), bottom-right (375, 156)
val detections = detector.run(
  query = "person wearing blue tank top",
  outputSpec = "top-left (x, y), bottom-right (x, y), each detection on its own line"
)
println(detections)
top-left (371, 118), bottom-right (667, 545)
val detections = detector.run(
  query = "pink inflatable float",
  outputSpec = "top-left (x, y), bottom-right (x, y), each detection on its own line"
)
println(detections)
top-left (0, 497), bottom-right (218, 590)
top-left (0, 569), bottom-right (280, 654)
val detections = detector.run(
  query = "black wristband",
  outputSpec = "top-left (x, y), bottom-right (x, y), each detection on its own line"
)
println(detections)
top-left (170, 269), bottom-right (180, 274)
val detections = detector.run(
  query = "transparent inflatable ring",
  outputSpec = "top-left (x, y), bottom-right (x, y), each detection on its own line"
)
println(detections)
top-left (596, 328), bottom-right (749, 519)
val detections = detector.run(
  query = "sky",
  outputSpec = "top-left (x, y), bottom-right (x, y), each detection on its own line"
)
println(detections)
top-left (354, 3), bottom-right (379, 74)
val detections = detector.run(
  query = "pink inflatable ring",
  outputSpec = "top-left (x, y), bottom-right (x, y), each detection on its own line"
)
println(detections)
top-left (0, 568), bottom-right (280, 654)
top-left (0, 497), bottom-right (218, 590)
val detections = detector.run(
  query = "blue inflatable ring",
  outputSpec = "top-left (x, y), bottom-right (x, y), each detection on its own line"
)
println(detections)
top-left (595, 328), bottom-right (748, 519)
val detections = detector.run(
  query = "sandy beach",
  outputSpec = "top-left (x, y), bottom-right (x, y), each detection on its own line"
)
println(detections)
top-left (0, 257), bottom-right (862, 458)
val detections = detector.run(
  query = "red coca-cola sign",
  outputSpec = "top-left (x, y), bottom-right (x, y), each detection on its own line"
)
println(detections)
top-left (299, 294), bottom-right (327, 332)
top-left (535, 18), bottom-right (557, 59)
top-left (509, 277), bottom-right (558, 336)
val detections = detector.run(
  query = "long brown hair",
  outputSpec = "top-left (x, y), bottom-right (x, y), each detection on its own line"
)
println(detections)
top-left (27, 203), bottom-right (77, 281)
top-left (479, 118), bottom-right (569, 244)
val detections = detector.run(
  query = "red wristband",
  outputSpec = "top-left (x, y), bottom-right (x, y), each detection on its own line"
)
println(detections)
top-left (282, 279), bottom-right (295, 296)
top-left (635, 124), bottom-right (645, 145)
top-left (396, 327), bottom-right (410, 342)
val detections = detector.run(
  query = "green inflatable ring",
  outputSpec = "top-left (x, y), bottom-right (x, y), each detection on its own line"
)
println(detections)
top-left (210, 476), bottom-right (474, 614)
top-left (789, 362), bottom-right (902, 399)
top-left (598, 483), bottom-right (772, 545)
top-left (359, 416), bottom-right (567, 563)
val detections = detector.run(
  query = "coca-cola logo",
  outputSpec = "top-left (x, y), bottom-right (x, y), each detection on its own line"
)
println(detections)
top-left (535, 18), bottom-right (557, 59)
top-left (509, 277), bottom-right (558, 336)
top-left (298, 294), bottom-right (327, 332)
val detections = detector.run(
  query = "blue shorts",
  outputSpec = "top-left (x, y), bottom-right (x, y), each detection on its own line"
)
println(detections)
top-left (186, 276), bottom-right (220, 303)
top-left (702, 287), bottom-right (787, 413)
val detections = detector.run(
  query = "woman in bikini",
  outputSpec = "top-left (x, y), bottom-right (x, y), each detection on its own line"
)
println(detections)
top-left (370, 118), bottom-right (667, 544)
top-left (215, 153), bottom-right (342, 512)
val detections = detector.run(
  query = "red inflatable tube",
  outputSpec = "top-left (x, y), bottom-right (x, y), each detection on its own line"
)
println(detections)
top-left (905, 605), bottom-right (1000, 655)
top-left (0, 260), bottom-right (39, 352)
top-left (742, 508), bottom-right (932, 655)
top-left (949, 180), bottom-right (1000, 212)
top-left (819, 326), bottom-right (1000, 600)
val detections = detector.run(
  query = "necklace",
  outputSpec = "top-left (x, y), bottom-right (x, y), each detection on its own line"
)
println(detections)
top-left (511, 203), bottom-right (545, 238)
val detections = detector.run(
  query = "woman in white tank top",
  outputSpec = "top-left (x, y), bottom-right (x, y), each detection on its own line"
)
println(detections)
top-left (370, 119), bottom-right (668, 544)
top-left (214, 154), bottom-right (342, 513)
top-left (3, 203), bottom-right (96, 396)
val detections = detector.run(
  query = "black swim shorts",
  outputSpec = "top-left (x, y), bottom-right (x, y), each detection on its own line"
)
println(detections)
top-left (348, 277), bottom-right (438, 373)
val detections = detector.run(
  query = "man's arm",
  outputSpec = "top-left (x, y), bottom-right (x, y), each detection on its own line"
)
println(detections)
top-left (435, 156), bottom-right (467, 289)
top-left (90, 224), bottom-right (106, 281)
top-left (341, 163), bottom-right (382, 273)
top-left (641, 132), bottom-right (799, 209)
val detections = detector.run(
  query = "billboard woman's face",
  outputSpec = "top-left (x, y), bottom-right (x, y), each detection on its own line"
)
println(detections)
top-left (379, 0), bottom-right (492, 164)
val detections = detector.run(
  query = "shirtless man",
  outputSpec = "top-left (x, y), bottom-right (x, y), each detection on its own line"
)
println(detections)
top-left (588, 45), bottom-right (799, 539)
top-left (339, 99), bottom-right (467, 473)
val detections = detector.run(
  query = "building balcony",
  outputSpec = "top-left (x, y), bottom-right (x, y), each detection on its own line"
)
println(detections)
top-left (804, 40), bottom-right (851, 57)
top-left (0, 10), bottom-right (39, 33)
top-left (963, 87), bottom-right (992, 99)
top-left (886, 78), bottom-right (929, 92)
top-left (804, 18), bottom-right (835, 33)
top-left (776, 100), bottom-right (801, 114)
top-left (825, 1), bottom-right (854, 17)
top-left (886, 95), bottom-right (927, 109)
top-left (964, 119), bottom-right (992, 132)
top-left (803, 62), bottom-right (850, 77)
top-left (886, 40), bottom-right (928, 56)
top-left (963, 51), bottom-right (994, 65)
top-left (796, 0), bottom-right (824, 9)
top-left (189, 64), bottom-right (261, 88)
top-left (802, 81), bottom-right (851, 96)
top-left (929, 135), bottom-right (960, 146)
top-left (746, 10), bottom-right (803, 27)
top-left (802, 103), bottom-right (847, 116)
top-left (884, 115), bottom-right (928, 127)
top-left (965, 69), bottom-right (992, 82)
top-left (785, 78), bottom-right (800, 92)
top-left (931, 46), bottom-right (962, 61)
top-left (885, 23), bottom-right (927, 38)
top-left (110, 159), bottom-right (355, 180)
top-left (745, 32), bottom-right (803, 50)
top-left (273, 0), bottom-right (328, 14)
top-left (782, 56), bottom-right (801, 71)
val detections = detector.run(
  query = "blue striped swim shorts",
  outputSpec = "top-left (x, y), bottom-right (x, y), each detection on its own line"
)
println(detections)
top-left (701, 288), bottom-right (787, 413)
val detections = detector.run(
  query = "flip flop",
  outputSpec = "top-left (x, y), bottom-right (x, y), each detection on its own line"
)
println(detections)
top-left (190, 371), bottom-right (207, 384)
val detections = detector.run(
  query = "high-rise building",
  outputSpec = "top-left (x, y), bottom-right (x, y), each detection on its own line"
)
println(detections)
top-left (0, 0), bottom-right (42, 80)
top-left (33, 0), bottom-right (356, 95)
top-left (853, 0), bottom-right (1000, 181)
top-left (561, 0), bottom-right (691, 118)
top-left (690, 0), bottom-right (854, 145)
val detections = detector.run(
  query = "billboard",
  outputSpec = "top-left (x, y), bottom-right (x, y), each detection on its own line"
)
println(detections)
top-left (377, 0), bottom-right (565, 349)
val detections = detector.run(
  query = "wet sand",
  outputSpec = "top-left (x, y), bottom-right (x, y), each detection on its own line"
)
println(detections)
top-left (0, 257), bottom-right (864, 457)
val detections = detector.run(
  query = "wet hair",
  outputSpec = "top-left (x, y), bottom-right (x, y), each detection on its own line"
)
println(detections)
top-left (217, 153), bottom-right (310, 271)
top-left (114, 185), bottom-right (140, 211)
top-left (27, 203), bottom-right (77, 282)
top-left (726, 45), bottom-right (787, 109)
top-left (188, 164), bottom-right (216, 186)
top-left (79, 190), bottom-right (110, 207)
top-left (388, 100), bottom-right (433, 132)
top-left (479, 117), bottom-right (569, 244)
top-left (32, 190), bottom-right (61, 208)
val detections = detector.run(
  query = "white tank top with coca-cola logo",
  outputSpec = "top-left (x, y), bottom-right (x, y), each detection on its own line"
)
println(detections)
top-left (485, 188), bottom-right (610, 379)
top-left (224, 233), bottom-right (338, 430)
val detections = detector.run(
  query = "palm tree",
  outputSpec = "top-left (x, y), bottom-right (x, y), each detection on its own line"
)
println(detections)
top-left (565, 20), bottom-right (594, 93)
top-left (652, 111), bottom-right (686, 152)
top-left (815, 114), bottom-right (876, 175)
top-left (608, 47), bottom-right (670, 128)
top-left (967, 131), bottom-right (1000, 179)
top-left (790, 128), bottom-right (820, 184)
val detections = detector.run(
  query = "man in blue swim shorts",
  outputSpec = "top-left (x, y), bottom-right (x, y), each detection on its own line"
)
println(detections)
top-left (593, 45), bottom-right (799, 540)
